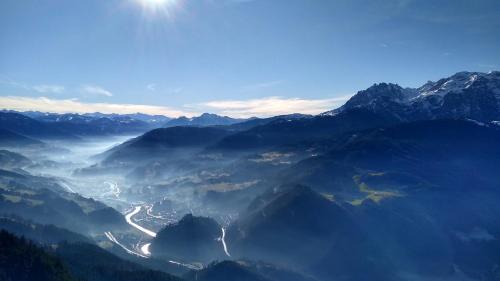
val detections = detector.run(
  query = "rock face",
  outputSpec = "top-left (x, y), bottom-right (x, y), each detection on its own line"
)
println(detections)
top-left (323, 71), bottom-right (500, 123)
top-left (150, 214), bottom-right (225, 263)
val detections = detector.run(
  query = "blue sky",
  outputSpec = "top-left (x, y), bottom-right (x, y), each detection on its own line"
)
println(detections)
top-left (1, 0), bottom-right (499, 117)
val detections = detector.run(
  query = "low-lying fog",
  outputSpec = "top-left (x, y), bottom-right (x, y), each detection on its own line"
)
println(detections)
top-left (20, 134), bottom-right (237, 230)
top-left (15, 135), bottom-right (135, 204)
top-left (48, 135), bottom-right (135, 165)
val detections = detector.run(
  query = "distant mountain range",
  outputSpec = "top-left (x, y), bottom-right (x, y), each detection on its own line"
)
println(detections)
top-left (22, 111), bottom-right (171, 125)
top-left (164, 113), bottom-right (247, 127)
top-left (0, 111), bottom-right (253, 142)
top-left (323, 71), bottom-right (500, 122)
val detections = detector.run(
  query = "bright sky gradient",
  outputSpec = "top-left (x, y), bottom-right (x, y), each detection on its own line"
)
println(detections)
top-left (1, 0), bottom-right (499, 117)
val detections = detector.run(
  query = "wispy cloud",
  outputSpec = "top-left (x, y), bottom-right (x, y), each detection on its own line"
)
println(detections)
top-left (1, 78), bottom-right (111, 97)
top-left (194, 95), bottom-right (351, 118)
top-left (80, 85), bottom-right (113, 97)
top-left (242, 80), bottom-right (285, 91)
top-left (0, 78), bottom-right (65, 94)
top-left (32, 84), bottom-right (65, 94)
top-left (0, 96), bottom-right (198, 117)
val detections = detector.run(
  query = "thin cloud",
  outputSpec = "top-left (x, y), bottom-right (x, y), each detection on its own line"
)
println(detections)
top-left (242, 80), bottom-right (284, 91)
top-left (81, 85), bottom-right (113, 97)
top-left (0, 78), bottom-right (65, 94)
top-left (194, 95), bottom-right (352, 118)
top-left (0, 96), bottom-right (198, 117)
top-left (33, 84), bottom-right (65, 94)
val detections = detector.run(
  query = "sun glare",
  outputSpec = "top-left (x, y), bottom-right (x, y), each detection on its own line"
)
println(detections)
top-left (133, 0), bottom-right (180, 19)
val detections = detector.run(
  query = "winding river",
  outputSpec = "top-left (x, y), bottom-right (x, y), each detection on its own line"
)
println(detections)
top-left (125, 206), bottom-right (157, 238)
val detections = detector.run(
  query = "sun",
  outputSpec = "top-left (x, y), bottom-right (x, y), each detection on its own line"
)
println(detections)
top-left (139, 0), bottom-right (173, 6)
top-left (133, 0), bottom-right (181, 19)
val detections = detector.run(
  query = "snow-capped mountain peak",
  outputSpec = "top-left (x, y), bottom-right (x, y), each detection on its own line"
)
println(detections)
top-left (321, 71), bottom-right (500, 122)
top-left (415, 71), bottom-right (499, 99)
